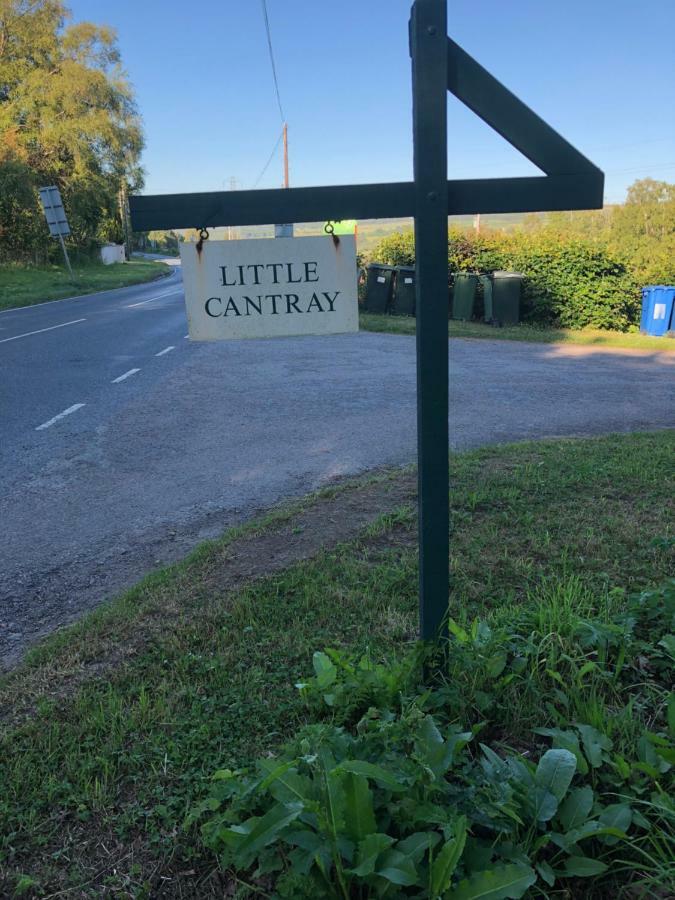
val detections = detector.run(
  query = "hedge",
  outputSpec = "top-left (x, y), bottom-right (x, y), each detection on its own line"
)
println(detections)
top-left (370, 228), bottom-right (642, 331)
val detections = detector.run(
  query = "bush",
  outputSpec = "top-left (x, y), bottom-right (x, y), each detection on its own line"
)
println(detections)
top-left (370, 229), bottom-right (642, 331)
top-left (472, 233), bottom-right (641, 330)
top-left (370, 230), bottom-right (416, 267)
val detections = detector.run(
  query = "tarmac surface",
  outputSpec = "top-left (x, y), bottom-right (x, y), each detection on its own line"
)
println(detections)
top-left (1, 262), bottom-right (673, 667)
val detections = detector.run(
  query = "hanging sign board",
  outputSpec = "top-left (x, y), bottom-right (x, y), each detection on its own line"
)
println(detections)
top-left (180, 235), bottom-right (358, 340)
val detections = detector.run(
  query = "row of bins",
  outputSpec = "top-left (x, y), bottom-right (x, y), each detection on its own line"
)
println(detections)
top-left (365, 264), bottom-right (523, 325)
top-left (454, 272), bottom-right (523, 325)
top-left (365, 267), bottom-right (675, 336)
top-left (364, 264), bottom-right (416, 316)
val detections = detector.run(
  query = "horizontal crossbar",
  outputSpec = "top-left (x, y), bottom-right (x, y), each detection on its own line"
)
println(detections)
top-left (130, 173), bottom-right (603, 231)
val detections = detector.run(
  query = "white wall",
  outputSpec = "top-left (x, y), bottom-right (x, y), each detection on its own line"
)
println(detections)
top-left (100, 244), bottom-right (126, 265)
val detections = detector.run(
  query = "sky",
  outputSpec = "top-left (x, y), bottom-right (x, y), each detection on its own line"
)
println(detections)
top-left (67, 0), bottom-right (675, 205)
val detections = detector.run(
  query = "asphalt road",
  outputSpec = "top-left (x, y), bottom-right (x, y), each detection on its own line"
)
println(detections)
top-left (1, 264), bottom-right (673, 667)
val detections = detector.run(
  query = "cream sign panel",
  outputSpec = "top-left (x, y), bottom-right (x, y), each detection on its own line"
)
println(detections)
top-left (180, 235), bottom-right (358, 340)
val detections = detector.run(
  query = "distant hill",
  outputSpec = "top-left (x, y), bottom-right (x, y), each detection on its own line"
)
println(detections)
top-left (348, 213), bottom-right (532, 252)
top-left (180, 212), bottom-right (535, 252)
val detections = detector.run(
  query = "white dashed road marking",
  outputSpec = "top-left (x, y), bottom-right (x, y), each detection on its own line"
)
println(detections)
top-left (155, 345), bottom-right (175, 356)
top-left (36, 403), bottom-right (86, 431)
top-left (112, 368), bottom-right (141, 384)
top-left (0, 318), bottom-right (86, 345)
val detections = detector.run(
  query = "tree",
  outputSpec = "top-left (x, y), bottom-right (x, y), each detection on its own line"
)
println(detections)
top-left (533, 179), bottom-right (675, 287)
top-left (619, 178), bottom-right (675, 237)
top-left (607, 179), bottom-right (675, 285)
top-left (147, 230), bottom-right (181, 254)
top-left (0, 0), bottom-right (144, 262)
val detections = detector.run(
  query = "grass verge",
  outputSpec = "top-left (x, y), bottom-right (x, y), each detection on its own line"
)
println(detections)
top-left (0, 260), bottom-right (171, 311)
top-left (360, 311), bottom-right (675, 351)
top-left (0, 432), bottom-right (673, 897)
top-left (198, 577), bottom-right (675, 899)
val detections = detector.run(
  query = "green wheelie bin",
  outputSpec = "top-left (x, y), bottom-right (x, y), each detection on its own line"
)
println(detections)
top-left (451, 273), bottom-right (478, 320)
top-left (392, 266), bottom-right (416, 316)
top-left (365, 264), bottom-right (395, 314)
top-left (479, 274), bottom-right (493, 322)
top-left (490, 271), bottom-right (523, 325)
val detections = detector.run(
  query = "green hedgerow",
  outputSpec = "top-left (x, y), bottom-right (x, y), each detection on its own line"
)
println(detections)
top-left (370, 228), bottom-right (642, 331)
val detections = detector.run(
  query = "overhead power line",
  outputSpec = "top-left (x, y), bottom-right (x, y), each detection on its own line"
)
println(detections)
top-left (604, 161), bottom-right (675, 175)
top-left (261, 0), bottom-right (285, 123)
top-left (252, 128), bottom-right (285, 188)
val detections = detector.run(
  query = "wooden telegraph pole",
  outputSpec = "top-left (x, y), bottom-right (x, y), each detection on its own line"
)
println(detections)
top-left (274, 123), bottom-right (292, 237)
top-left (283, 122), bottom-right (289, 190)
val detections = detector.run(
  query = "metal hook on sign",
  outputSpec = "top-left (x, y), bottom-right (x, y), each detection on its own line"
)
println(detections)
top-left (196, 226), bottom-right (210, 255)
top-left (324, 221), bottom-right (335, 235)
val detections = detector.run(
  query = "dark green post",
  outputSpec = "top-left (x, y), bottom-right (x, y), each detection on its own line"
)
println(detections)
top-left (129, 0), bottom-right (604, 643)
top-left (410, 0), bottom-right (449, 641)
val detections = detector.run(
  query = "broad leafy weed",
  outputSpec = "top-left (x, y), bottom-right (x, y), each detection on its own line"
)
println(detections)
top-left (197, 579), bottom-right (674, 898)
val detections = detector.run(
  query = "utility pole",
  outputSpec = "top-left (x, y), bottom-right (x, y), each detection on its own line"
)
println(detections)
top-left (275, 123), bottom-right (293, 238)
top-left (228, 177), bottom-right (239, 240)
top-left (119, 185), bottom-right (131, 258)
top-left (283, 122), bottom-right (289, 189)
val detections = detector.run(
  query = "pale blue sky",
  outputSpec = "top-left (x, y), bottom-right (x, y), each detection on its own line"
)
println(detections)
top-left (69, 0), bottom-right (675, 203)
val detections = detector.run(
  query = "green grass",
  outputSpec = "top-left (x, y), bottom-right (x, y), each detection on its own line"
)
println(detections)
top-left (0, 259), bottom-right (171, 311)
top-left (360, 311), bottom-right (675, 351)
top-left (0, 432), bottom-right (672, 896)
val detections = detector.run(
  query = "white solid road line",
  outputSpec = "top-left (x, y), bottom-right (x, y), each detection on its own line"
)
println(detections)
top-left (0, 318), bottom-right (86, 345)
top-left (112, 368), bottom-right (141, 384)
top-left (126, 289), bottom-right (182, 309)
top-left (155, 345), bottom-right (175, 356)
top-left (36, 403), bottom-right (86, 431)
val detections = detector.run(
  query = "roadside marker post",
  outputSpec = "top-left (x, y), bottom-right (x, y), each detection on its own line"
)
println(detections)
top-left (130, 0), bottom-right (603, 642)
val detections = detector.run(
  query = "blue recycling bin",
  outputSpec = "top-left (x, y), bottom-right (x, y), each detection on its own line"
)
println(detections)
top-left (640, 286), bottom-right (656, 333)
top-left (640, 285), bottom-right (675, 337)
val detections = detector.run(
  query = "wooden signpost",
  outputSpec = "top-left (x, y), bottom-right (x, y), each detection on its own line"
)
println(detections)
top-left (130, 0), bottom-right (603, 642)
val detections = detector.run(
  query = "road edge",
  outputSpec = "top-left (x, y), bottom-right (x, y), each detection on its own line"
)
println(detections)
top-left (0, 261), bottom-right (176, 315)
